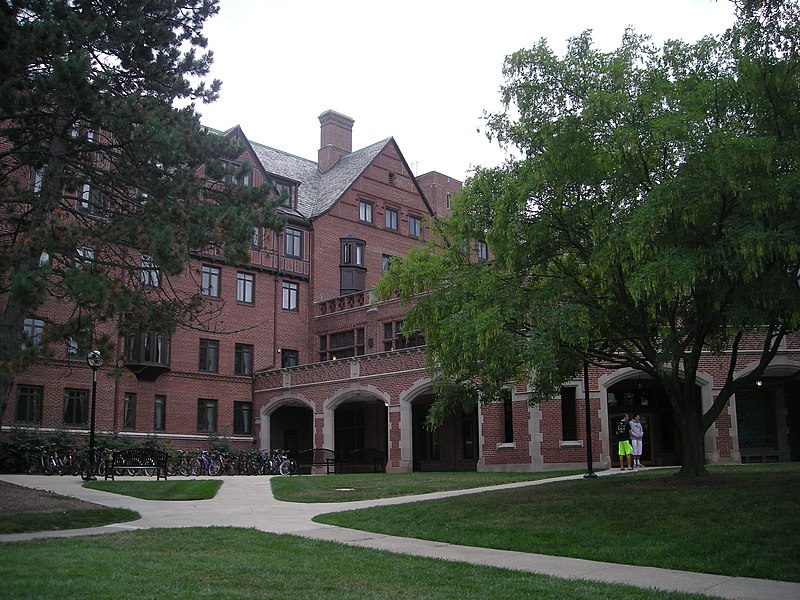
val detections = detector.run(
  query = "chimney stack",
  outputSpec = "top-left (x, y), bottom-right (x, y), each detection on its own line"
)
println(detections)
top-left (318, 110), bottom-right (354, 173)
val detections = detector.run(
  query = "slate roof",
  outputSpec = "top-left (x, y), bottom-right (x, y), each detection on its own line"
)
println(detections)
top-left (250, 137), bottom-right (392, 220)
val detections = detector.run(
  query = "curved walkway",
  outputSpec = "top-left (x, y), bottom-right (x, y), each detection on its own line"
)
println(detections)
top-left (0, 471), bottom-right (797, 600)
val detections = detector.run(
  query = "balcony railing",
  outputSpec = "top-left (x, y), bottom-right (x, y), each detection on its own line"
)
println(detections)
top-left (315, 290), bottom-right (370, 316)
top-left (193, 245), bottom-right (310, 278)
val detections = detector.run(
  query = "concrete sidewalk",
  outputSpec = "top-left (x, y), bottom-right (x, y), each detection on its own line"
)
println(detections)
top-left (1, 472), bottom-right (797, 600)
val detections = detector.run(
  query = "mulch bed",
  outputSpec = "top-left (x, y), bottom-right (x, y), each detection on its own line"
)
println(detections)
top-left (0, 480), bottom-right (106, 515)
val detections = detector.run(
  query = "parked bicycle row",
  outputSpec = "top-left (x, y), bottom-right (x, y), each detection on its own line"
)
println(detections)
top-left (26, 445), bottom-right (298, 477)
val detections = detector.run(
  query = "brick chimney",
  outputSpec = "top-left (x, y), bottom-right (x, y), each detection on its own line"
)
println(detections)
top-left (318, 110), bottom-right (354, 173)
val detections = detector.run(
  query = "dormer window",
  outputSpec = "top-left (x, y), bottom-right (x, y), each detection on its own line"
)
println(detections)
top-left (273, 179), bottom-right (297, 207)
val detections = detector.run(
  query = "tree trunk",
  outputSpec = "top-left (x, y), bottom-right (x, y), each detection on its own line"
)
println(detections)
top-left (675, 400), bottom-right (709, 477)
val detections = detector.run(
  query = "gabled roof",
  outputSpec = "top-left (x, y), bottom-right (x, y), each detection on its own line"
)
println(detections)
top-left (209, 125), bottom-right (434, 221)
top-left (251, 138), bottom-right (391, 219)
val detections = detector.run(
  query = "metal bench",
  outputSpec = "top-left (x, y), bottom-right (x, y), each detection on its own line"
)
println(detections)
top-left (104, 447), bottom-right (169, 481)
top-left (297, 448), bottom-right (337, 474)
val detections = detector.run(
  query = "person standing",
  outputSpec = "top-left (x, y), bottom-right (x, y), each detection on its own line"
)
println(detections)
top-left (615, 413), bottom-right (633, 470)
top-left (630, 413), bottom-right (644, 468)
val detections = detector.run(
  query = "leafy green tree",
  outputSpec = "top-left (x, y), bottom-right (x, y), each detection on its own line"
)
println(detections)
top-left (0, 1), bottom-right (284, 415)
top-left (377, 1), bottom-right (800, 477)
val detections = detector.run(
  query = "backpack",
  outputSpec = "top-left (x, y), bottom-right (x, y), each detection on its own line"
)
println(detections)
top-left (615, 419), bottom-right (627, 436)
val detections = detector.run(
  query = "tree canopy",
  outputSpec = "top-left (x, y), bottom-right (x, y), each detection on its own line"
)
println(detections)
top-left (376, 0), bottom-right (800, 476)
top-left (0, 1), bottom-right (284, 413)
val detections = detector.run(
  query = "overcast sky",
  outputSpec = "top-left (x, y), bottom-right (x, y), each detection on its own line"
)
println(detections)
top-left (197, 0), bottom-right (737, 182)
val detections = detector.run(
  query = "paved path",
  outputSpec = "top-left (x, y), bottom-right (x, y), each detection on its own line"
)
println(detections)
top-left (1, 471), bottom-right (797, 600)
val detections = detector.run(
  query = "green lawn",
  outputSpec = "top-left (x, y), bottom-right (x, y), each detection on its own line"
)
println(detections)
top-left (272, 469), bottom-right (584, 502)
top-left (0, 527), bottom-right (720, 600)
top-left (314, 464), bottom-right (800, 582)
top-left (0, 507), bottom-right (139, 534)
top-left (84, 479), bottom-right (222, 500)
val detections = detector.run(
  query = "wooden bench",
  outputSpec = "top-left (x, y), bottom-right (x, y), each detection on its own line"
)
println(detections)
top-left (336, 448), bottom-right (386, 474)
top-left (104, 448), bottom-right (169, 481)
top-left (297, 448), bottom-right (336, 474)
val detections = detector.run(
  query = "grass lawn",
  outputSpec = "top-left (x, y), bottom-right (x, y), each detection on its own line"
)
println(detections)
top-left (0, 527), bottom-right (720, 600)
top-left (84, 479), bottom-right (222, 500)
top-left (271, 469), bottom-right (584, 502)
top-left (0, 508), bottom-right (139, 534)
top-left (315, 464), bottom-right (800, 582)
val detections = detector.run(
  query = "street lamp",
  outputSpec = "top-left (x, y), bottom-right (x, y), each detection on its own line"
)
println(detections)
top-left (84, 349), bottom-right (103, 481)
top-left (583, 360), bottom-right (597, 479)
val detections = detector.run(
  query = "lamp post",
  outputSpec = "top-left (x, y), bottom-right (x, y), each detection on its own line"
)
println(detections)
top-left (583, 360), bottom-right (597, 478)
top-left (85, 349), bottom-right (103, 481)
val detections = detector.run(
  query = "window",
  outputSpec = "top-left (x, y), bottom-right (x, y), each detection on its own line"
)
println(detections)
top-left (233, 401), bottom-right (252, 435)
top-left (30, 168), bottom-right (43, 193)
top-left (561, 386), bottom-right (578, 441)
top-left (198, 339), bottom-right (219, 372)
top-left (251, 226), bottom-right (262, 249)
top-left (341, 239), bottom-right (365, 266)
top-left (385, 207), bottom-right (398, 230)
top-left (201, 265), bottom-right (220, 298)
top-left (409, 215), bottom-right (422, 239)
top-left (16, 386), bottom-right (42, 423)
top-left (123, 393), bottom-right (136, 429)
top-left (382, 255), bottom-right (393, 273)
top-left (319, 328), bottom-right (365, 361)
top-left (284, 228), bottom-right (302, 258)
top-left (388, 172), bottom-right (395, 185)
top-left (462, 413), bottom-right (477, 459)
top-left (197, 399), bottom-right (218, 433)
top-left (359, 200), bottom-right (373, 223)
top-left (282, 281), bottom-right (298, 311)
top-left (274, 181), bottom-right (296, 207)
top-left (67, 334), bottom-right (88, 359)
top-left (235, 343), bottom-right (253, 376)
top-left (446, 192), bottom-right (452, 210)
top-left (63, 388), bottom-right (88, 426)
top-left (79, 182), bottom-right (106, 215)
top-left (425, 427), bottom-right (440, 460)
top-left (76, 245), bottom-right (94, 266)
top-left (502, 389), bottom-right (514, 443)
top-left (125, 331), bottom-right (170, 366)
top-left (477, 241), bottom-right (488, 260)
top-left (281, 349), bottom-right (299, 368)
top-left (22, 317), bottom-right (45, 348)
top-left (154, 395), bottom-right (166, 431)
top-left (141, 254), bottom-right (160, 287)
top-left (383, 321), bottom-right (424, 351)
top-left (236, 272), bottom-right (254, 304)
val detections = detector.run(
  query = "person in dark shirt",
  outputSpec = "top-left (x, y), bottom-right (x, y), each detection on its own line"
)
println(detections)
top-left (615, 413), bottom-right (633, 470)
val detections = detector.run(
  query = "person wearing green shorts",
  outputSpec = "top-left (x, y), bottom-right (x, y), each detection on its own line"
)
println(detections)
top-left (615, 413), bottom-right (633, 470)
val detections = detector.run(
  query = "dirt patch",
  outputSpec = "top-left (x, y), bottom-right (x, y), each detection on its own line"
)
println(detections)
top-left (0, 480), bottom-right (106, 515)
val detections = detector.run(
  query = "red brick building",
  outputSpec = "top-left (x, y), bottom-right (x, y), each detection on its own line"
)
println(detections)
top-left (4, 110), bottom-right (799, 471)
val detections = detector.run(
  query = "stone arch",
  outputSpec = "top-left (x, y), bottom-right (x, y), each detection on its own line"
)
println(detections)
top-left (730, 358), bottom-right (800, 463)
top-left (323, 384), bottom-right (390, 458)
top-left (598, 367), bottom-right (714, 467)
top-left (257, 393), bottom-right (314, 451)
top-left (398, 378), bottom-right (436, 472)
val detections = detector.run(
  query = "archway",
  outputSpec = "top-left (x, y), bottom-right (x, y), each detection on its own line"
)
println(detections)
top-left (734, 361), bottom-right (800, 463)
top-left (333, 394), bottom-right (389, 459)
top-left (259, 397), bottom-right (313, 458)
top-left (606, 376), bottom-right (685, 467)
top-left (410, 391), bottom-right (478, 472)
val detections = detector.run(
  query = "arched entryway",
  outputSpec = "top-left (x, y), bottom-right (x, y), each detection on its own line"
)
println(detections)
top-left (606, 376), bottom-right (686, 467)
top-left (332, 396), bottom-right (388, 463)
top-left (735, 371), bottom-right (800, 463)
top-left (410, 392), bottom-right (478, 472)
top-left (259, 398), bottom-right (313, 457)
